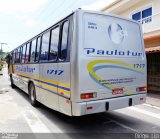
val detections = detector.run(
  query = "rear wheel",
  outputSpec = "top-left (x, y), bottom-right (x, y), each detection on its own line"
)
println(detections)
top-left (29, 83), bottom-right (38, 107)
top-left (10, 75), bottom-right (16, 88)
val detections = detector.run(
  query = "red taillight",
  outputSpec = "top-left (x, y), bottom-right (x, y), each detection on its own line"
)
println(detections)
top-left (81, 93), bottom-right (97, 99)
top-left (140, 98), bottom-right (144, 101)
top-left (87, 106), bottom-right (93, 110)
top-left (136, 86), bottom-right (147, 92)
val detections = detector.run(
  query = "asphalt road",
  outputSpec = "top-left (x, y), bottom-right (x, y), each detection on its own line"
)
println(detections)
top-left (0, 67), bottom-right (160, 139)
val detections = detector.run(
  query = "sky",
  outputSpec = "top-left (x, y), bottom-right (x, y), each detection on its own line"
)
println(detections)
top-left (0, 0), bottom-right (114, 52)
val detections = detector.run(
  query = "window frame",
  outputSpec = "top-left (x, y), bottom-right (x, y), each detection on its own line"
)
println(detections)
top-left (14, 49), bottom-right (17, 64)
top-left (35, 36), bottom-right (41, 63)
top-left (29, 38), bottom-right (37, 63)
top-left (17, 47), bottom-right (21, 64)
top-left (48, 25), bottom-right (60, 62)
top-left (142, 7), bottom-right (152, 19)
top-left (132, 12), bottom-right (141, 21)
top-left (39, 31), bottom-right (51, 62)
top-left (25, 42), bottom-right (31, 63)
top-left (15, 48), bottom-right (21, 64)
top-left (20, 46), bottom-right (23, 64)
top-left (21, 45), bottom-right (26, 64)
top-left (11, 15), bottom-right (72, 64)
top-left (59, 20), bottom-right (70, 62)
top-left (131, 5), bottom-right (152, 24)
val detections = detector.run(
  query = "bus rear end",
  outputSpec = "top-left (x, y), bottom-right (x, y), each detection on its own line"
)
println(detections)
top-left (71, 10), bottom-right (147, 116)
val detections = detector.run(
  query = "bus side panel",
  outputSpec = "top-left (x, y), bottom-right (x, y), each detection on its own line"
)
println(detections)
top-left (13, 64), bottom-right (40, 95)
top-left (58, 62), bottom-right (71, 115)
top-left (38, 63), bottom-right (59, 111)
top-left (12, 64), bottom-right (25, 92)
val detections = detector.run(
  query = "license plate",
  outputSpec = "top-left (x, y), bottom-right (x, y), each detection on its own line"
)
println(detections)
top-left (112, 89), bottom-right (123, 95)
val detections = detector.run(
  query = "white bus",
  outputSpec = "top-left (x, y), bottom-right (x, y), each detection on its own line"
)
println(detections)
top-left (8, 10), bottom-right (147, 116)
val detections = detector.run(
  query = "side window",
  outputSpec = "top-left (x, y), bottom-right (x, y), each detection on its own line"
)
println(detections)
top-left (132, 7), bottom-right (152, 24)
top-left (15, 49), bottom-right (20, 64)
top-left (30, 39), bottom-right (36, 63)
top-left (20, 46), bottom-right (23, 63)
top-left (25, 43), bottom-right (30, 63)
top-left (15, 49), bottom-right (18, 63)
top-left (132, 12), bottom-right (141, 21)
top-left (40, 31), bottom-right (50, 61)
top-left (60, 21), bottom-right (69, 61)
top-left (35, 37), bottom-right (41, 62)
top-left (142, 7), bottom-right (152, 24)
top-left (49, 26), bottom-right (59, 61)
top-left (12, 51), bottom-right (15, 64)
top-left (22, 45), bottom-right (26, 63)
top-left (17, 48), bottom-right (20, 63)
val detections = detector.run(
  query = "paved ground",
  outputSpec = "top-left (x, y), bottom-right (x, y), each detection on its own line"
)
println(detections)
top-left (0, 68), bottom-right (160, 139)
top-left (146, 93), bottom-right (160, 107)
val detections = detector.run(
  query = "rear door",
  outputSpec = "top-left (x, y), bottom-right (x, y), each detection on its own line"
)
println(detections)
top-left (79, 12), bottom-right (146, 100)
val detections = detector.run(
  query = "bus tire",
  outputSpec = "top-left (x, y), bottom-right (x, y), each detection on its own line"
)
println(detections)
top-left (29, 83), bottom-right (38, 107)
top-left (10, 75), bottom-right (16, 88)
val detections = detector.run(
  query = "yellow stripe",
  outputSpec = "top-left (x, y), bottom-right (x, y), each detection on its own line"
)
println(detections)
top-left (14, 71), bottom-right (70, 96)
top-left (21, 76), bottom-right (28, 82)
top-left (87, 60), bottom-right (142, 95)
top-left (14, 70), bottom-right (70, 89)
top-left (13, 66), bottom-right (70, 88)
top-left (36, 81), bottom-right (70, 96)
top-left (125, 91), bottom-right (136, 95)
top-left (37, 82), bottom-right (57, 92)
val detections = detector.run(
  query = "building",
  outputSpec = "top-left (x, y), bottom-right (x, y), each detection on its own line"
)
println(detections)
top-left (102, 0), bottom-right (160, 93)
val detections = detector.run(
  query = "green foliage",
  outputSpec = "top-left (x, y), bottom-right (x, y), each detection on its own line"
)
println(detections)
top-left (0, 49), bottom-right (5, 71)
top-left (0, 51), bottom-right (8, 61)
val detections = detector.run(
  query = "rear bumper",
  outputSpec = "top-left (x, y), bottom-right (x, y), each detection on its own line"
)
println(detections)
top-left (72, 93), bottom-right (146, 116)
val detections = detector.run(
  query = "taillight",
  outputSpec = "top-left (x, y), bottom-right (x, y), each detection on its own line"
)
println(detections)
top-left (87, 106), bottom-right (93, 110)
top-left (140, 98), bottom-right (144, 101)
top-left (81, 92), bottom-right (97, 99)
top-left (136, 86), bottom-right (147, 92)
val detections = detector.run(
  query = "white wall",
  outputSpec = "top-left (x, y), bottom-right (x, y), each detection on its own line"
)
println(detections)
top-left (104, 0), bottom-right (160, 33)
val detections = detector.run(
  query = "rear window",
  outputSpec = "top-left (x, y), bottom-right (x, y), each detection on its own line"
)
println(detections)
top-left (83, 13), bottom-right (144, 58)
